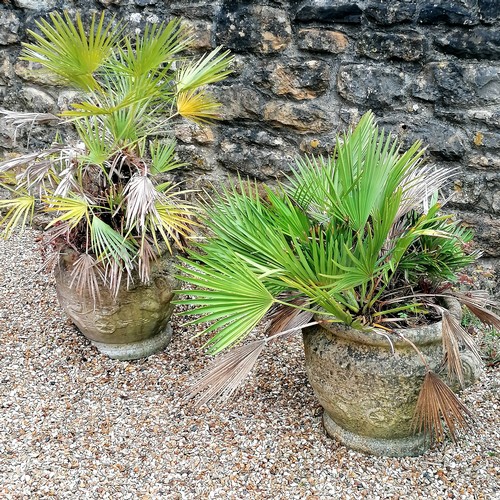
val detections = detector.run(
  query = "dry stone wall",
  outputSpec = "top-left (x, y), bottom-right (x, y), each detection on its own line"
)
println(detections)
top-left (1, 0), bottom-right (499, 291)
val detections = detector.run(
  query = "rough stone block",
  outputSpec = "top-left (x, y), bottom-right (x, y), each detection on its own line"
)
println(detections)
top-left (412, 121), bottom-right (467, 160)
top-left (0, 11), bottom-right (21, 45)
top-left (358, 30), bottom-right (425, 61)
top-left (435, 27), bottom-right (500, 60)
top-left (479, 0), bottom-right (500, 23)
top-left (296, 3), bottom-right (363, 23)
top-left (216, 5), bottom-right (291, 53)
top-left (364, 1), bottom-right (417, 25)
top-left (13, 0), bottom-right (56, 9)
top-left (254, 58), bottom-right (331, 100)
top-left (174, 123), bottom-right (215, 145)
top-left (417, 1), bottom-right (479, 25)
top-left (213, 84), bottom-right (264, 121)
top-left (413, 62), bottom-right (500, 106)
top-left (182, 19), bottom-right (213, 50)
top-left (263, 102), bottom-right (332, 133)
top-left (298, 29), bottom-right (349, 54)
top-left (218, 127), bottom-right (294, 180)
top-left (337, 64), bottom-right (408, 109)
top-left (19, 87), bottom-right (57, 113)
top-left (0, 52), bottom-right (15, 86)
top-left (15, 60), bottom-right (66, 86)
top-left (459, 210), bottom-right (500, 257)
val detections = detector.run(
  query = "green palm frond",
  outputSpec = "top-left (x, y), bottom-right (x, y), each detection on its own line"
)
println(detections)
top-left (21, 12), bottom-right (123, 91)
top-left (44, 195), bottom-right (92, 229)
top-left (113, 19), bottom-right (190, 76)
top-left (176, 46), bottom-right (233, 93)
top-left (74, 117), bottom-right (115, 165)
top-left (149, 140), bottom-right (186, 174)
top-left (149, 201), bottom-right (197, 251)
top-left (90, 215), bottom-right (136, 269)
top-left (0, 195), bottom-right (36, 236)
top-left (176, 253), bottom-right (276, 354)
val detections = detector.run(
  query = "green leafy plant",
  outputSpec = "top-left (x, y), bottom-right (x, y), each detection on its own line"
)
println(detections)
top-left (177, 111), bottom-right (500, 441)
top-left (0, 11), bottom-right (232, 297)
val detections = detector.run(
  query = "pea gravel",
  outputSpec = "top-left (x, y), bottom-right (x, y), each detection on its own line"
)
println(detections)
top-left (0, 230), bottom-right (499, 499)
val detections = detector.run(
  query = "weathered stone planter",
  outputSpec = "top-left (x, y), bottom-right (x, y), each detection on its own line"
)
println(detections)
top-left (302, 306), bottom-right (482, 457)
top-left (54, 250), bottom-right (178, 360)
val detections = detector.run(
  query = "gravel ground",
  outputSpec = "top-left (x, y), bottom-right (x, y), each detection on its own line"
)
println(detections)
top-left (0, 229), bottom-right (499, 499)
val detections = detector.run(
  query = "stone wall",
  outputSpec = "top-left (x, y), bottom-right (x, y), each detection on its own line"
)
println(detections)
top-left (1, 0), bottom-right (499, 291)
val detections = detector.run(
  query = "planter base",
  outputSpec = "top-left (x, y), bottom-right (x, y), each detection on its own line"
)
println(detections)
top-left (89, 323), bottom-right (172, 360)
top-left (323, 412), bottom-right (428, 457)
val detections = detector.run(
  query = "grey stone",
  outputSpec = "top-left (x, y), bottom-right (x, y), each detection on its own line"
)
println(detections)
top-left (13, 0), bottom-right (56, 9)
top-left (216, 5), bottom-right (291, 54)
top-left (297, 29), bottom-right (349, 54)
top-left (413, 62), bottom-right (500, 106)
top-left (417, 0), bottom-right (479, 25)
top-left (19, 87), bottom-right (57, 113)
top-left (364, 1), bottom-right (417, 25)
top-left (0, 11), bottom-right (21, 45)
top-left (296, 3), bottom-right (363, 24)
top-left (384, 118), bottom-right (469, 160)
top-left (337, 64), bottom-right (408, 109)
top-left (478, 0), bottom-right (500, 23)
top-left (436, 27), bottom-right (500, 60)
top-left (218, 126), bottom-right (294, 180)
top-left (263, 101), bottom-right (332, 133)
top-left (254, 58), bottom-right (331, 100)
top-left (358, 30), bottom-right (425, 61)
top-left (214, 84), bottom-right (264, 121)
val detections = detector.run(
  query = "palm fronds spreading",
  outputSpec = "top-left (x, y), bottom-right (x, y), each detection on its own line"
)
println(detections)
top-left (412, 371), bottom-right (472, 443)
top-left (178, 111), bottom-right (498, 444)
top-left (1, 12), bottom-right (233, 295)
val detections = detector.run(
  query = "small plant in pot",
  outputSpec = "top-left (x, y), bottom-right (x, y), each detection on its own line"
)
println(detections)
top-left (0, 12), bottom-right (232, 360)
top-left (176, 111), bottom-right (500, 456)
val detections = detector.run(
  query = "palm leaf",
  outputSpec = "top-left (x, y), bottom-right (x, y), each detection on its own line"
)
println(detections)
top-left (44, 195), bottom-right (91, 229)
top-left (412, 371), bottom-right (472, 443)
top-left (0, 195), bottom-right (36, 236)
top-left (187, 340), bottom-right (267, 407)
top-left (113, 19), bottom-right (190, 77)
top-left (90, 215), bottom-right (136, 270)
top-left (21, 11), bottom-right (123, 91)
top-left (149, 140), bottom-right (186, 174)
top-left (68, 252), bottom-right (104, 306)
top-left (176, 90), bottom-right (222, 123)
top-left (176, 46), bottom-right (233, 92)
top-left (176, 254), bottom-right (276, 353)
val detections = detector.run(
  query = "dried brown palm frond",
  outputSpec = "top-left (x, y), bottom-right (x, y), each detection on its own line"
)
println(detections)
top-left (187, 312), bottom-right (320, 407)
top-left (451, 291), bottom-right (500, 329)
top-left (0, 147), bottom-right (66, 173)
top-left (267, 297), bottom-right (313, 336)
top-left (442, 308), bottom-right (482, 361)
top-left (69, 252), bottom-right (104, 307)
top-left (137, 238), bottom-right (157, 284)
top-left (440, 310), bottom-right (466, 387)
top-left (412, 371), bottom-right (472, 443)
top-left (397, 165), bottom-right (457, 220)
top-left (187, 340), bottom-right (266, 407)
top-left (0, 108), bottom-right (59, 127)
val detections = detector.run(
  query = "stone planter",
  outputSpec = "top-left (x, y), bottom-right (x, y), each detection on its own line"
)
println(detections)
top-left (302, 306), bottom-right (482, 457)
top-left (53, 250), bottom-right (178, 360)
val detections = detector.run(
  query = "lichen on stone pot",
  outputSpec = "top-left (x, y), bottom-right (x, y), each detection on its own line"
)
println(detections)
top-left (302, 309), bottom-right (481, 457)
top-left (53, 249), bottom-right (178, 360)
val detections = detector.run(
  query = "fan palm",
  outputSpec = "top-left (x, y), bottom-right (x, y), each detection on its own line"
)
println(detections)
top-left (177, 111), bottom-right (500, 442)
top-left (0, 11), bottom-right (233, 297)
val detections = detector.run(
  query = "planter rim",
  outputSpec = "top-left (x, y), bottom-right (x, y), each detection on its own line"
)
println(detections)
top-left (312, 297), bottom-right (461, 349)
